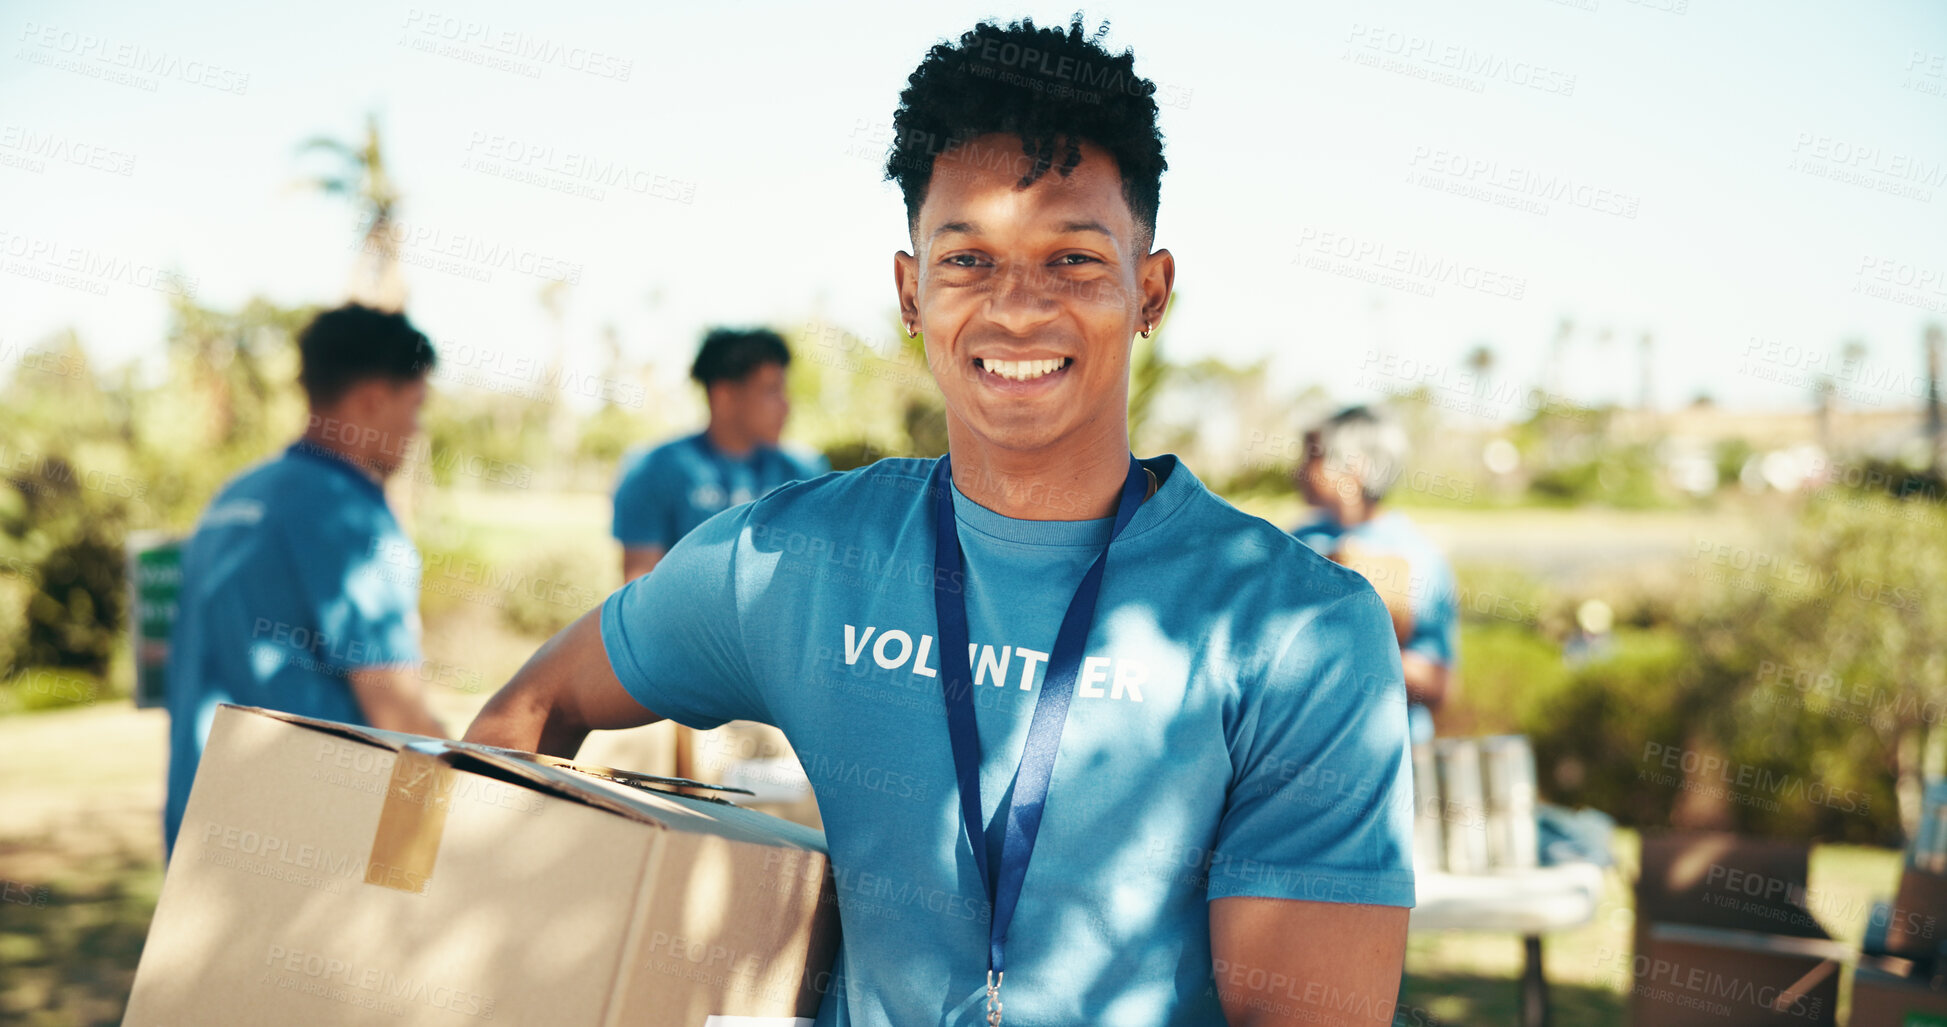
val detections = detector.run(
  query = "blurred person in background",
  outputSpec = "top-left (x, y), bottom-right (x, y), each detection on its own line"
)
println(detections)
top-left (611, 327), bottom-right (827, 581)
top-left (1292, 404), bottom-right (1458, 745)
top-left (162, 303), bottom-right (446, 858)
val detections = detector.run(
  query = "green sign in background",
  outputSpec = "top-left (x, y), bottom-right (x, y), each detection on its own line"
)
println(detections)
top-left (129, 535), bottom-right (183, 709)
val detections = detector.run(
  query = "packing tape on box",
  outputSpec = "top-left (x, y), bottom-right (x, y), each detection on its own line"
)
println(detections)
top-left (366, 741), bottom-right (456, 894)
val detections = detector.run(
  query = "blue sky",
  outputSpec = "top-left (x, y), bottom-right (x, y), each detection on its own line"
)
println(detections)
top-left (4, 0), bottom-right (1944, 416)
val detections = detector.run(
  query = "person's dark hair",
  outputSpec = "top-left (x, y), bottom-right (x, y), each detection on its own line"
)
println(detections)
top-left (296, 303), bottom-right (437, 406)
top-left (885, 14), bottom-right (1167, 244)
top-left (690, 327), bottom-right (791, 387)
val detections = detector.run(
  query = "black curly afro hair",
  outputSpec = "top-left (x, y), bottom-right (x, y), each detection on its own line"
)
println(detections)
top-left (885, 14), bottom-right (1167, 247)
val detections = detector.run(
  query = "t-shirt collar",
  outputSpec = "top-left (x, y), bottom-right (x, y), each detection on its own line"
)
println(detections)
top-left (286, 440), bottom-right (387, 499)
top-left (946, 454), bottom-right (1187, 549)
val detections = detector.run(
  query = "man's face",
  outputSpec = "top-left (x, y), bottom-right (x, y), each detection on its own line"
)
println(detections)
top-left (1297, 431), bottom-right (1365, 510)
top-left (362, 376), bottom-right (428, 477)
top-left (715, 362), bottom-right (790, 446)
top-left (895, 134), bottom-right (1172, 456)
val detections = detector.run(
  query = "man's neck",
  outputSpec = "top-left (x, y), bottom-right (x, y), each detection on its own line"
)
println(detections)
top-left (299, 424), bottom-right (385, 486)
top-left (703, 419), bottom-right (755, 460)
top-left (947, 422), bottom-right (1134, 521)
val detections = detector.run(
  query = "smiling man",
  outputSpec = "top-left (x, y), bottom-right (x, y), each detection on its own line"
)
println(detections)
top-left (466, 16), bottom-right (1414, 1026)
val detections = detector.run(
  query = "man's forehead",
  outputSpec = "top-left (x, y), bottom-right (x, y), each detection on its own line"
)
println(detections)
top-left (918, 134), bottom-right (1134, 242)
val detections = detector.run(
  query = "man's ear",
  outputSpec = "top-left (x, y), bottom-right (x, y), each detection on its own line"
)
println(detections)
top-left (1139, 247), bottom-right (1176, 331)
top-left (893, 250), bottom-right (920, 329)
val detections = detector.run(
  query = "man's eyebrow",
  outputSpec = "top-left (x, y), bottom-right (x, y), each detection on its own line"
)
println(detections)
top-left (929, 219), bottom-right (1119, 242)
top-left (1057, 220), bottom-right (1117, 241)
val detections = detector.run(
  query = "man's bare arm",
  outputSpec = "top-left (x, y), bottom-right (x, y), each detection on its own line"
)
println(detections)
top-left (348, 666), bottom-right (448, 738)
top-left (621, 545), bottom-right (665, 583)
top-left (1209, 896), bottom-right (1408, 1026)
top-left (464, 606), bottom-right (663, 757)
top-left (1401, 652), bottom-right (1450, 711)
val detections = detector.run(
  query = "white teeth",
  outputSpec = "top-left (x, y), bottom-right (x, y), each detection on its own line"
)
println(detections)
top-left (982, 358), bottom-right (1065, 381)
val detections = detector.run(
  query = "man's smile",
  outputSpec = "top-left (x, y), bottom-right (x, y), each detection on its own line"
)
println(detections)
top-left (973, 355), bottom-right (1075, 387)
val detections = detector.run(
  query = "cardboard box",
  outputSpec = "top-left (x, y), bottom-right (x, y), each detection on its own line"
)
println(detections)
top-left (1628, 831), bottom-right (1839, 1026)
top-left (1851, 966), bottom-right (1947, 1027)
top-left (126, 705), bottom-right (839, 1026)
top-left (1889, 867), bottom-right (1947, 961)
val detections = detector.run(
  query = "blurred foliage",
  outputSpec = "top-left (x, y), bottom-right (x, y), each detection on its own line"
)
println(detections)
top-left (1443, 484), bottom-right (1946, 845)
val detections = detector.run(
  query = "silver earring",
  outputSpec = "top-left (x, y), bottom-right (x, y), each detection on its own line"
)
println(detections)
top-left (905, 322), bottom-right (917, 338)
top-left (1140, 321), bottom-right (1153, 339)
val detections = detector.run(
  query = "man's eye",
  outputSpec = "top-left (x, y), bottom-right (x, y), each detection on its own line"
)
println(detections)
top-left (1054, 253), bottom-right (1100, 265)
top-left (943, 254), bottom-right (985, 268)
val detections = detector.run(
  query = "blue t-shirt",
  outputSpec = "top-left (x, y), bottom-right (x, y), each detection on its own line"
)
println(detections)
top-left (602, 456), bottom-right (1415, 1027)
top-left (163, 442), bottom-right (422, 856)
top-left (1291, 510), bottom-right (1458, 745)
top-left (611, 431), bottom-right (828, 550)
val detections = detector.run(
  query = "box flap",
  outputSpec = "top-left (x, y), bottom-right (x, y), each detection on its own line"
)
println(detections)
top-left (219, 705), bottom-right (827, 852)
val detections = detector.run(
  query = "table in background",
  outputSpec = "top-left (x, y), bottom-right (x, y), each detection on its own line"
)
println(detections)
top-left (1408, 862), bottom-right (1608, 1027)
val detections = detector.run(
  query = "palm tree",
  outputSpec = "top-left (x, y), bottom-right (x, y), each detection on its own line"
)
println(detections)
top-left (298, 113), bottom-right (405, 311)
top-left (1924, 324), bottom-right (1944, 474)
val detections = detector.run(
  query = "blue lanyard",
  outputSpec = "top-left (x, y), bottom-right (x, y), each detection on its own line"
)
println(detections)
top-left (928, 453), bottom-right (1148, 982)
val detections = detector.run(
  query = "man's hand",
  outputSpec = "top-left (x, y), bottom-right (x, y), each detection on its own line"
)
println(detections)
top-left (348, 666), bottom-right (448, 738)
top-left (465, 606), bottom-right (663, 758)
top-left (1209, 896), bottom-right (1408, 1026)
top-left (1328, 541), bottom-right (1414, 645)
top-left (1401, 652), bottom-right (1451, 711)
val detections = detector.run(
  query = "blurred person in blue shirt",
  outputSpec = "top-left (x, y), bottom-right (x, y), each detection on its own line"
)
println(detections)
top-left (163, 304), bottom-right (446, 858)
top-left (466, 17), bottom-right (1415, 1025)
top-left (1292, 405), bottom-right (1459, 746)
top-left (611, 327), bottom-right (827, 582)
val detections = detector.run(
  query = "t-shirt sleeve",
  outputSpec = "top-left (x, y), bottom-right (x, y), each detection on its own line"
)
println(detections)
top-left (600, 506), bottom-right (767, 730)
top-left (612, 452), bottom-right (678, 549)
top-left (1209, 586), bottom-right (1417, 908)
top-left (289, 513), bottom-right (422, 673)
